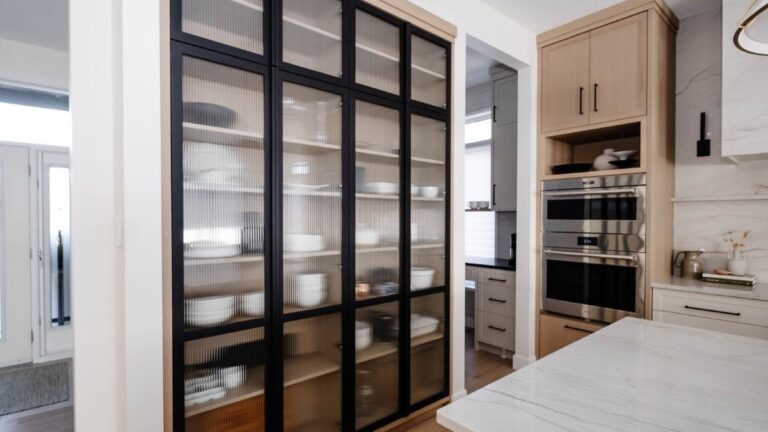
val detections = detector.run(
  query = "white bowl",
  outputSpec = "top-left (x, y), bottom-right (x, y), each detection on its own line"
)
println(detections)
top-left (184, 242), bottom-right (240, 259)
top-left (419, 186), bottom-right (440, 198)
top-left (296, 273), bottom-right (326, 288)
top-left (186, 310), bottom-right (234, 327)
top-left (240, 292), bottom-right (265, 316)
top-left (356, 229), bottom-right (379, 246)
top-left (477, 201), bottom-right (490, 209)
top-left (355, 321), bottom-right (372, 350)
top-left (365, 182), bottom-right (399, 194)
top-left (185, 295), bottom-right (235, 313)
top-left (288, 274), bottom-right (328, 308)
top-left (411, 267), bottom-right (435, 290)
top-left (285, 234), bottom-right (324, 253)
top-left (610, 150), bottom-right (637, 160)
top-left (411, 185), bottom-right (420, 194)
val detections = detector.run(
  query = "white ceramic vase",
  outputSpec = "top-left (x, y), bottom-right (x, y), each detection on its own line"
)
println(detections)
top-left (727, 250), bottom-right (748, 276)
top-left (593, 148), bottom-right (619, 170)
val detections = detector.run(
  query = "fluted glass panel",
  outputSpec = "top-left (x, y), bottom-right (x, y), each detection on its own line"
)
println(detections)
top-left (182, 57), bottom-right (266, 329)
top-left (354, 101), bottom-right (400, 301)
top-left (411, 35), bottom-right (446, 108)
top-left (182, 0), bottom-right (264, 54)
top-left (283, 314), bottom-right (342, 431)
top-left (409, 294), bottom-right (445, 404)
top-left (184, 328), bottom-right (265, 430)
top-left (283, 0), bottom-right (343, 77)
top-left (282, 83), bottom-right (342, 313)
top-left (356, 11), bottom-right (400, 95)
top-left (354, 301), bottom-right (399, 428)
top-left (410, 114), bottom-right (446, 291)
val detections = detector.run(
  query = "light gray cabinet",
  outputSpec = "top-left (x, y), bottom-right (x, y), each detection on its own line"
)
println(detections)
top-left (474, 267), bottom-right (516, 353)
top-left (491, 74), bottom-right (517, 211)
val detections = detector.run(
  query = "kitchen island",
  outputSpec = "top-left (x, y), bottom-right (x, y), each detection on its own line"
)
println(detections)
top-left (437, 317), bottom-right (768, 431)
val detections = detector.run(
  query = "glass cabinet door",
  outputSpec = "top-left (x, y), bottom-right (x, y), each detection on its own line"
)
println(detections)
top-left (410, 35), bottom-right (447, 108)
top-left (409, 293), bottom-right (445, 404)
top-left (355, 10), bottom-right (401, 95)
top-left (182, 0), bottom-right (265, 55)
top-left (282, 0), bottom-right (343, 77)
top-left (283, 314), bottom-right (342, 431)
top-left (355, 301), bottom-right (399, 429)
top-left (282, 82), bottom-right (343, 314)
top-left (181, 56), bottom-right (266, 329)
top-left (354, 100), bottom-right (401, 302)
top-left (410, 114), bottom-right (446, 292)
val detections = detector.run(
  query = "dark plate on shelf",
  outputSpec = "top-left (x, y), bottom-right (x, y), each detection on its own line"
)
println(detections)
top-left (609, 159), bottom-right (640, 169)
top-left (184, 102), bottom-right (237, 128)
top-left (551, 163), bottom-right (593, 175)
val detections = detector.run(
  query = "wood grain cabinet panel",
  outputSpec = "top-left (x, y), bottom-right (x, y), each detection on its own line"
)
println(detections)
top-left (538, 313), bottom-right (604, 358)
top-left (588, 12), bottom-right (648, 124)
top-left (540, 33), bottom-right (591, 133)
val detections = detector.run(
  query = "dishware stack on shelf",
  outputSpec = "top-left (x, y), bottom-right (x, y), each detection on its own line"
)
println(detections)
top-left (355, 321), bottom-right (372, 350)
top-left (240, 291), bottom-right (265, 317)
top-left (411, 267), bottom-right (435, 290)
top-left (393, 313), bottom-right (440, 338)
top-left (185, 295), bottom-right (236, 327)
top-left (284, 234), bottom-right (324, 253)
top-left (184, 240), bottom-right (241, 259)
top-left (287, 273), bottom-right (328, 308)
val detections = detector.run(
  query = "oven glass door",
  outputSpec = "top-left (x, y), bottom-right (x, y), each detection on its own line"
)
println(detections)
top-left (543, 186), bottom-right (646, 234)
top-left (542, 249), bottom-right (644, 322)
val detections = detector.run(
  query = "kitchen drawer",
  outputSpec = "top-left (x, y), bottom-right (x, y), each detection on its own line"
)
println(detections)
top-left (654, 310), bottom-right (768, 340)
top-left (653, 288), bottom-right (768, 328)
top-left (478, 268), bottom-right (515, 289)
top-left (479, 284), bottom-right (515, 317)
top-left (478, 311), bottom-right (515, 350)
top-left (538, 313), bottom-right (605, 358)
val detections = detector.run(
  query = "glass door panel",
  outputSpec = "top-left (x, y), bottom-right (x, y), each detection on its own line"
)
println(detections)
top-left (182, 56), bottom-right (266, 329)
top-left (282, 83), bottom-right (342, 313)
top-left (182, 0), bottom-right (265, 55)
top-left (410, 114), bottom-right (446, 292)
top-left (409, 294), bottom-right (445, 404)
top-left (355, 301), bottom-right (399, 429)
top-left (410, 35), bottom-right (447, 108)
top-left (355, 11), bottom-right (400, 95)
top-left (283, 314), bottom-right (342, 431)
top-left (283, 0), bottom-right (343, 77)
top-left (184, 328), bottom-right (266, 430)
top-left (355, 101), bottom-right (400, 301)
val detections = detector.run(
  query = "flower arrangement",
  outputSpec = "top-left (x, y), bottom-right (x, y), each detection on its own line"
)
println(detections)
top-left (723, 230), bottom-right (750, 252)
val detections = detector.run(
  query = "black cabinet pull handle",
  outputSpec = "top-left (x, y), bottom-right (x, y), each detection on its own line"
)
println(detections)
top-left (564, 325), bottom-right (594, 334)
top-left (684, 305), bottom-right (741, 316)
top-left (579, 86), bottom-right (584, 115)
top-left (488, 277), bottom-right (507, 283)
top-left (488, 325), bottom-right (506, 332)
top-left (493, 105), bottom-right (498, 122)
top-left (593, 83), bottom-right (598, 112)
top-left (488, 297), bottom-right (507, 303)
top-left (492, 184), bottom-right (496, 206)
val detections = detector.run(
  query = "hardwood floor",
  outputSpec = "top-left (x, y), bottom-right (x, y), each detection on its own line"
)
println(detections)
top-left (407, 329), bottom-right (515, 431)
top-left (0, 405), bottom-right (73, 432)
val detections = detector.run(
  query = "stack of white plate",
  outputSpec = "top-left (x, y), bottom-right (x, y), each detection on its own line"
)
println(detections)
top-left (185, 295), bottom-right (236, 327)
top-left (220, 366), bottom-right (246, 389)
top-left (287, 273), bottom-right (327, 308)
top-left (184, 370), bottom-right (226, 407)
top-left (185, 241), bottom-right (240, 259)
top-left (411, 267), bottom-right (435, 290)
top-left (355, 321), bottom-right (372, 350)
top-left (285, 234), bottom-right (324, 253)
top-left (393, 313), bottom-right (440, 338)
top-left (239, 291), bottom-right (265, 316)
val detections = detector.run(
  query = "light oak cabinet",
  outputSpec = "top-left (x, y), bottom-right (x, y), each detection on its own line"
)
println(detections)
top-left (538, 313), bottom-right (605, 358)
top-left (540, 13), bottom-right (648, 133)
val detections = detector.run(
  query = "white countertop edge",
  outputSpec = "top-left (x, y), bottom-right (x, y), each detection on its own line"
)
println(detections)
top-left (652, 276), bottom-right (768, 301)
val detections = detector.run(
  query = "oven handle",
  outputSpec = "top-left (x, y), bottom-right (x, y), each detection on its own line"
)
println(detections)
top-left (543, 187), bottom-right (638, 197)
top-left (544, 249), bottom-right (638, 262)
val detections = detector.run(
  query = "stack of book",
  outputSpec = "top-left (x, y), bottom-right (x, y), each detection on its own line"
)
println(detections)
top-left (702, 272), bottom-right (758, 287)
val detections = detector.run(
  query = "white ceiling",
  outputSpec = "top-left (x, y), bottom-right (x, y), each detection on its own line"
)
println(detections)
top-left (0, 0), bottom-right (68, 51)
top-left (467, 48), bottom-right (499, 87)
top-left (482, 0), bottom-right (721, 34)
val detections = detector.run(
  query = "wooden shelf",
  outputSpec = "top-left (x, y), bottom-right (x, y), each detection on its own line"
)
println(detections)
top-left (356, 332), bottom-right (443, 365)
top-left (185, 250), bottom-right (340, 265)
top-left (185, 368), bottom-right (265, 418)
top-left (184, 122), bottom-right (264, 147)
top-left (411, 243), bottom-right (443, 250)
top-left (285, 137), bottom-right (341, 155)
top-left (412, 64), bottom-right (445, 80)
top-left (284, 249), bottom-right (341, 260)
top-left (284, 16), bottom-right (341, 42)
top-left (356, 245), bottom-right (398, 254)
top-left (230, 0), bottom-right (262, 12)
top-left (356, 147), bottom-right (399, 160)
top-left (412, 156), bottom-right (445, 166)
top-left (284, 353), bottom-right (340, 387)
top-left (184, 182), bottom-right (340, 197)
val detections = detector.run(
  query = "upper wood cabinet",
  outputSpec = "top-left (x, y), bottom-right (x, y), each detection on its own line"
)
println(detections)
top-left (540, 33), bottom-right (590, 133)
top-left (540, 13), bottom-right (648, 133)
top-left (589, 13), bottom-right (647, 124)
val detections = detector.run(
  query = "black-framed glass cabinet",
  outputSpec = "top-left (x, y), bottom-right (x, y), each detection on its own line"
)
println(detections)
top-left (170, 1), bottom-right (451, 430)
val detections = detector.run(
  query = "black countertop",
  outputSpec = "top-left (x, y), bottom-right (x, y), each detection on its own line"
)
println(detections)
top-left (465, 256), bottom-right (515, 271)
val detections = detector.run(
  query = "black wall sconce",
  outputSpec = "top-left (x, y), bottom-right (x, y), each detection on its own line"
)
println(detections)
top-left (697, 112), bottom-right (711, 157)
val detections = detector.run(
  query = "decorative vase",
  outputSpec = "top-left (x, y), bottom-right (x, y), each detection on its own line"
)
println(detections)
top-left (727, 250), bottom-right (748, 276)
top-left (593, 148), bottom-right (619, 170)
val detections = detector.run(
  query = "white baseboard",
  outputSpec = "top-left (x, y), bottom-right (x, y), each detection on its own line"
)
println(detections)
top-left (512, 353), bottom-right (536, 370)
top-left (450, 389), bottom-right (467, 402)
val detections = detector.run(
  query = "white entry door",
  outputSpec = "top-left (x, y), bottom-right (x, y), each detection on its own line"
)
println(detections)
top-left (0, 144), bottom-right (32, 367)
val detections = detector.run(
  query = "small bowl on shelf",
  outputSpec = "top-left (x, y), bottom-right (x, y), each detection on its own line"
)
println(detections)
top-left (183, 102), bottom-right (237, 128)
top-left (468, 201), bottom-right (479, 209)
top-left (476, 201), bottom-right (490, 210)
top-left (411, 267), bottom-right (435, 290)
top-left (419, 186), bottom-right (440, 198)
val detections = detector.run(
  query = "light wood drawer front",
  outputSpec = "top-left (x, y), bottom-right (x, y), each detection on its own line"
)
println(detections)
top-left (478, 311), bottom-right (515, 350)
top-left (479, 284), bottom-right (515, 317)
top-left (539, 313), bottom-right (605, 358)
top-left (653, 289), bottom-right (768, 328)
top-left (654, 311), bottom-right (768, 340)
top-left (478, 268), bottom-right (515, 289)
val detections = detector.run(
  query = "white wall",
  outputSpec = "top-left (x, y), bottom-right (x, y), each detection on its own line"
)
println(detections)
top-left (0, 38), bottom-right (68, 91)
top-left (408, 0), bottom-right (539, 397)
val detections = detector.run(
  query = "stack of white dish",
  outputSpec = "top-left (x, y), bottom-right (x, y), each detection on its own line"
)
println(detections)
top-left (185, 240), bottom-right (240, 259)
top-left (287, 273), bottom-right (328, 308)
top-left (356, 226), bottom-right (379, 246)
top-left (239, 291), bottom-right (265, 316)
top-left (285, 234), bottom-right (324, 253)
top-left (365, 182), bottom-right (399, 195)
top-left (411, 267), bottom-right (435, 290)
top-left (185, 295), bottom-right (235, 327)
top-left (184, 371), bottom-right (225, 407)
top-left (355, 321), bottom-right (372, 350)
top-left (393, 313), bottom-right (440, 338)
top-left (418, 186), bottom-right (440, 198)
top-left (219, 365), bottom-right (246, 389)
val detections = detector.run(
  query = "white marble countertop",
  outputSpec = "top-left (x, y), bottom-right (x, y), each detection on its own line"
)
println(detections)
top-left (653, 276), bottom-right (768, 302)
top-left (437, 318), bottom-right (768, 432)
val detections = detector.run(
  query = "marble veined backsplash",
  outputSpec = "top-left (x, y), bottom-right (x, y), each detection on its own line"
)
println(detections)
top-left (674, 5), bottom-right (768, 281)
